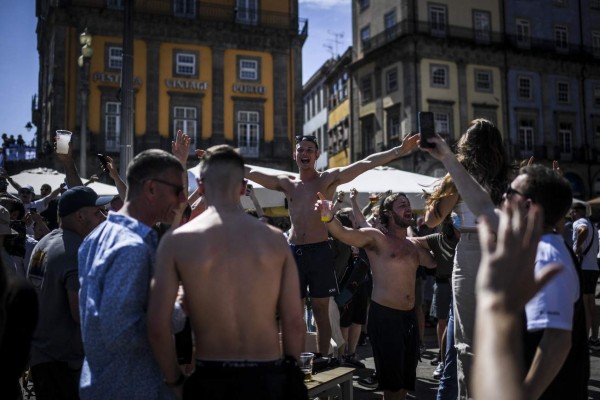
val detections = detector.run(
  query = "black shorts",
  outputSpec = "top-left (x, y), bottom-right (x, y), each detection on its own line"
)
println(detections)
top-left (582, 270), bottom-right (600, 294)
top-left (430, 280), bottom-right (451, 320)
top-left (290, 241), bottom-right (338, 298)
top-left (367, 301), bottom-right (419, 392)
top-left (183, 359), bottom-right (307, 400)
top-left (339, 283), bottom-right (369, 328)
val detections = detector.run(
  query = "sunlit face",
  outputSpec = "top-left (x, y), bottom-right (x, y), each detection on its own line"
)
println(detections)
top-left (294, 141), bottom-right (319, 170)
top-left (502, 175), bottom-right (529, 207)
top-left (19, 189), bottom-right (33, 204)
top-left (151, 169), bottom-right (187, 224)
top-left (389, 196), bottom-right (413, 228)
top-left (78, 206), bottom-right (107, 236)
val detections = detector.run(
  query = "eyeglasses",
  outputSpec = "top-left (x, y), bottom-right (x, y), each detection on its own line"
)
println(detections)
top-left (504, 186), bottom-right (525, 199)
top-left (147, 178), bottom-right (184, 197)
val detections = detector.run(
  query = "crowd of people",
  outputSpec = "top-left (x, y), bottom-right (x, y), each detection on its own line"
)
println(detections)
top-left (0, 121), bottom-right (596, 400)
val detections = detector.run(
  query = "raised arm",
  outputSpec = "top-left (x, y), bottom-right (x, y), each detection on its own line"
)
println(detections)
top-left (2, 168), bottom-right (22, 191)
top-left (246, 184), bottom-right (265, 218)
top-left (55, 139), bottom-right (84, 187)
top-left (104, 155), bottom-right (128, 200)
top-left (316, 192), bottom-right (378, 249)
top-left (349, 188), bottom-right (371, 228)
top-left (328, 134), bottom-right (418, 186)
top-left (473, 202), bottom-right (561, 400)
top-left (421, 134), bottom-right (499, 231)
top-left (244, 165), bottom-right (288, 192)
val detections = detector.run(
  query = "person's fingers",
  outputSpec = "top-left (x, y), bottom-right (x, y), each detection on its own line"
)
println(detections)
top-left (317, 192), bottom-right (326, 201)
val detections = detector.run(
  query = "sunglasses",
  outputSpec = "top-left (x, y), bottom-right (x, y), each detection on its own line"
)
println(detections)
top-left (147, 178), bottom-right (184, 197)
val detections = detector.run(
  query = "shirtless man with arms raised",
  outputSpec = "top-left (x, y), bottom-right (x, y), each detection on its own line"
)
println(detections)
top-left (245, 134), bottom-right (418, 355)
top-left (148, 145), bottom-right (306, 399)
top-left (317, 191), bottom-right (436, 400)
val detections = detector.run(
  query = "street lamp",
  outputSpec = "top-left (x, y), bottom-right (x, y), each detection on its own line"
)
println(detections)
top-left (25, 122), bottom-right (33, 132)
top-left (78, 28), bottom-right (93, 177)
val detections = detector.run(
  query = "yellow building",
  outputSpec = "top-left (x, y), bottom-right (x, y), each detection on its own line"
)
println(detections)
top-left (35, 0), bottom-right (307, 175)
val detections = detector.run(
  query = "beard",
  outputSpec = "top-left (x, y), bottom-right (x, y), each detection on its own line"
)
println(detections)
top-left (392, 213), bottom-right (411, 228)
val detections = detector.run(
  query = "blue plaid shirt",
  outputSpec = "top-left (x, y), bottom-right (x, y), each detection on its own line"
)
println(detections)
top-left (78, 212), bottom-right (174, 399)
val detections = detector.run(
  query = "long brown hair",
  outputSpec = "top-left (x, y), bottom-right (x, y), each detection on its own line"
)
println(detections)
top-left (426, 119), bottom-right (512, 218)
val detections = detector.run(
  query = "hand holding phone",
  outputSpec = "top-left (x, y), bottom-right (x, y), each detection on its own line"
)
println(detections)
top-left (418, 112), bottom-right (436, 148)
top-left (97, 154), bottom-right (109, 170)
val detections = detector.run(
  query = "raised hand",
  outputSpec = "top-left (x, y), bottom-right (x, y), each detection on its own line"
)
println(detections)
top-left (314, 191), bottom-right (334, 222)
top-left (171, 130), bottom-right (191, 165)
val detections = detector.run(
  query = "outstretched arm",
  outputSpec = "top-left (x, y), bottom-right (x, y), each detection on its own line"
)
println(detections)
top-left (2, 168), bottom-right (22, 191)
top-left (103, 155), bottom-right (128, 200)
top-left (329, 134), bottom-right (419, 186)
top-left (421, 134), bottom-right (499, 231)
top-left (246, 184), bottom-right (265, 218)
top-left (244, 165), bottom-right (289, 192)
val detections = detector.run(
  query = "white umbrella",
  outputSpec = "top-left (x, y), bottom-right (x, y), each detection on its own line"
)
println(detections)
top-left (336, 166), bottom-right (438, 210)
top-left (8, 168), bottom-right (119, 196)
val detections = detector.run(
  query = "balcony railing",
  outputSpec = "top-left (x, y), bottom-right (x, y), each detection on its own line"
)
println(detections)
top-left (65, 0), bottom-right (307, 35)
top-left (362, 19), bottom-right (600, 60)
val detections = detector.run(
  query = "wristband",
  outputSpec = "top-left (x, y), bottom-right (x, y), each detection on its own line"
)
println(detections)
top-left (164, 373), bottom-right (185, 388)
top-left (324, 216), bottom-right (335, 224)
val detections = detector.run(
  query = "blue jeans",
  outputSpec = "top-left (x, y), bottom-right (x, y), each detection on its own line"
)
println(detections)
top-left (437, 300), bottom-right (457, 400)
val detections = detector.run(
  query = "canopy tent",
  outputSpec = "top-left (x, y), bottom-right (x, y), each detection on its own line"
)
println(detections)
top-left (187, 164), bottom-right (295, 210)
top-left (189, 164), bottom-right (437, 211)
top-left (7, 168), bottom-right (119, 196)
top-left (336, 166), bottom-right (439, 210)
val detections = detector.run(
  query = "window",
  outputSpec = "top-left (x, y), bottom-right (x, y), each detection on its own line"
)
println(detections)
top-left (173, 106), bottom-right (197, 148)
top-left (594, 86), bottom-right (600, 107)
top-left (237, 0), bottom-right (258, 25)
top-left (238, 111), bottom-right (260, 158)
top-left (475, 69), bottom-right (492, 92)
top-left (593, 31), bottom-right (600, 57)
top-left (386, 68), bottom-right (398, 93)
top-left (360, 76), bottom-right (372, 103)
top-left (386, 107), bottom-right (401, 146)
top-left (473, 10), bottom-right (491, 43)
top-left (384, 10), bottom-right (397, 41)
top-left (105, 102), bottom-right (121, 151)
top-left (361, 26), bottom-right (370, 49)
top-left (559, 122), bottom-right (572, 153)
top-left (173, 0), bottom-right (196, 18)
top-left (518, 119), bottom-right (534, 152)
top-left (518, 76), bottom-right (532, 100)
top-left (239, 59), bottom-right (258, 81)
top-left (108, 46), bottom-right (123, 70)
top-left (430, 64), bottom-right (448, 88)
top-left (175, 53), bottom-right (196, 76)
top-left (555, 25), bottom-right (568, 51)
top-left (516, 19), bottom-right (530, 48)
top-left (557, 81), bottom-right (570, 103)
top-left (429, 4), bottom-right (448, 37)
top-left (107, 0), bottom-right (124, 9)
top-left (434, 112), bottom-right (451, 141)
top-left (359, 0), bottom-right (369, 11)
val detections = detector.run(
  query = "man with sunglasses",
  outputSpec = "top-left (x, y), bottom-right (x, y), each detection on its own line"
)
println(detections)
top-left (245, 134), bottom-right (418, 356)
top-left (78, 149), bottom-right (186, 399)
top-left (422, 135), bottom-right (588, 400)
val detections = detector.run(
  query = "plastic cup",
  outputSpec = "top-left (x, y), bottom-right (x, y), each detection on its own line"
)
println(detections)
top-left (320, 200), bottom-right (333, 222)
top-left (56, 130), bottom-right (72, 154)
top-left (299, 352), bottom-right (314, 382)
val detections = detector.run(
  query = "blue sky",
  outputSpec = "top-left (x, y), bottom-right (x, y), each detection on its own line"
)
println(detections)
top-left (0, 1), bottom-right (351, 146)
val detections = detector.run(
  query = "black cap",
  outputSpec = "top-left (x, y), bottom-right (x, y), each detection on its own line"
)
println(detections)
top-left (58, 186), bottom-right (112, 217)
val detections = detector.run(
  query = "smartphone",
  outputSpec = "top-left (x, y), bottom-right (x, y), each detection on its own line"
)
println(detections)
top-left (418, 112), bottom-right (436, 148)
top-left (97, 153), bottom-right (109, 170)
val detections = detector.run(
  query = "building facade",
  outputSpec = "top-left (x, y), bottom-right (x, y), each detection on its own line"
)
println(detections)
top-left (34, 0), bottom-right (307, 175)
top-left (350, 0), bottom-right (600, 198)
top-left (302, 59), bottom-right (331, 170)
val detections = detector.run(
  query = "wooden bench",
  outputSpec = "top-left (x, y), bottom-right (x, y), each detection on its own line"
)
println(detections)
top-left (305, 366), bottom-right (355, 400)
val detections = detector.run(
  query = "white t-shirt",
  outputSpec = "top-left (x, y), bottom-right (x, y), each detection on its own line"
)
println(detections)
top-left (526, 233), bottom-right (579, 332)
top-left (572, 218), bottom-right (599, 271)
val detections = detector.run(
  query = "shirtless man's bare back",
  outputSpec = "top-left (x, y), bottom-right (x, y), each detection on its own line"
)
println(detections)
top-left (245, 134), bottom-right (418, 354)
top-left (317, 192), bottom-right (436, 400)
top-left (148, 145), bottom-right (306, 400)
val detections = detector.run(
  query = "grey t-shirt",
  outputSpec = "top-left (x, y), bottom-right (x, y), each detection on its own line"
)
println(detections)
top-left (425, 232), bottom-right (459, 279)
top-left (27, 228), bottom-right (83, 367)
